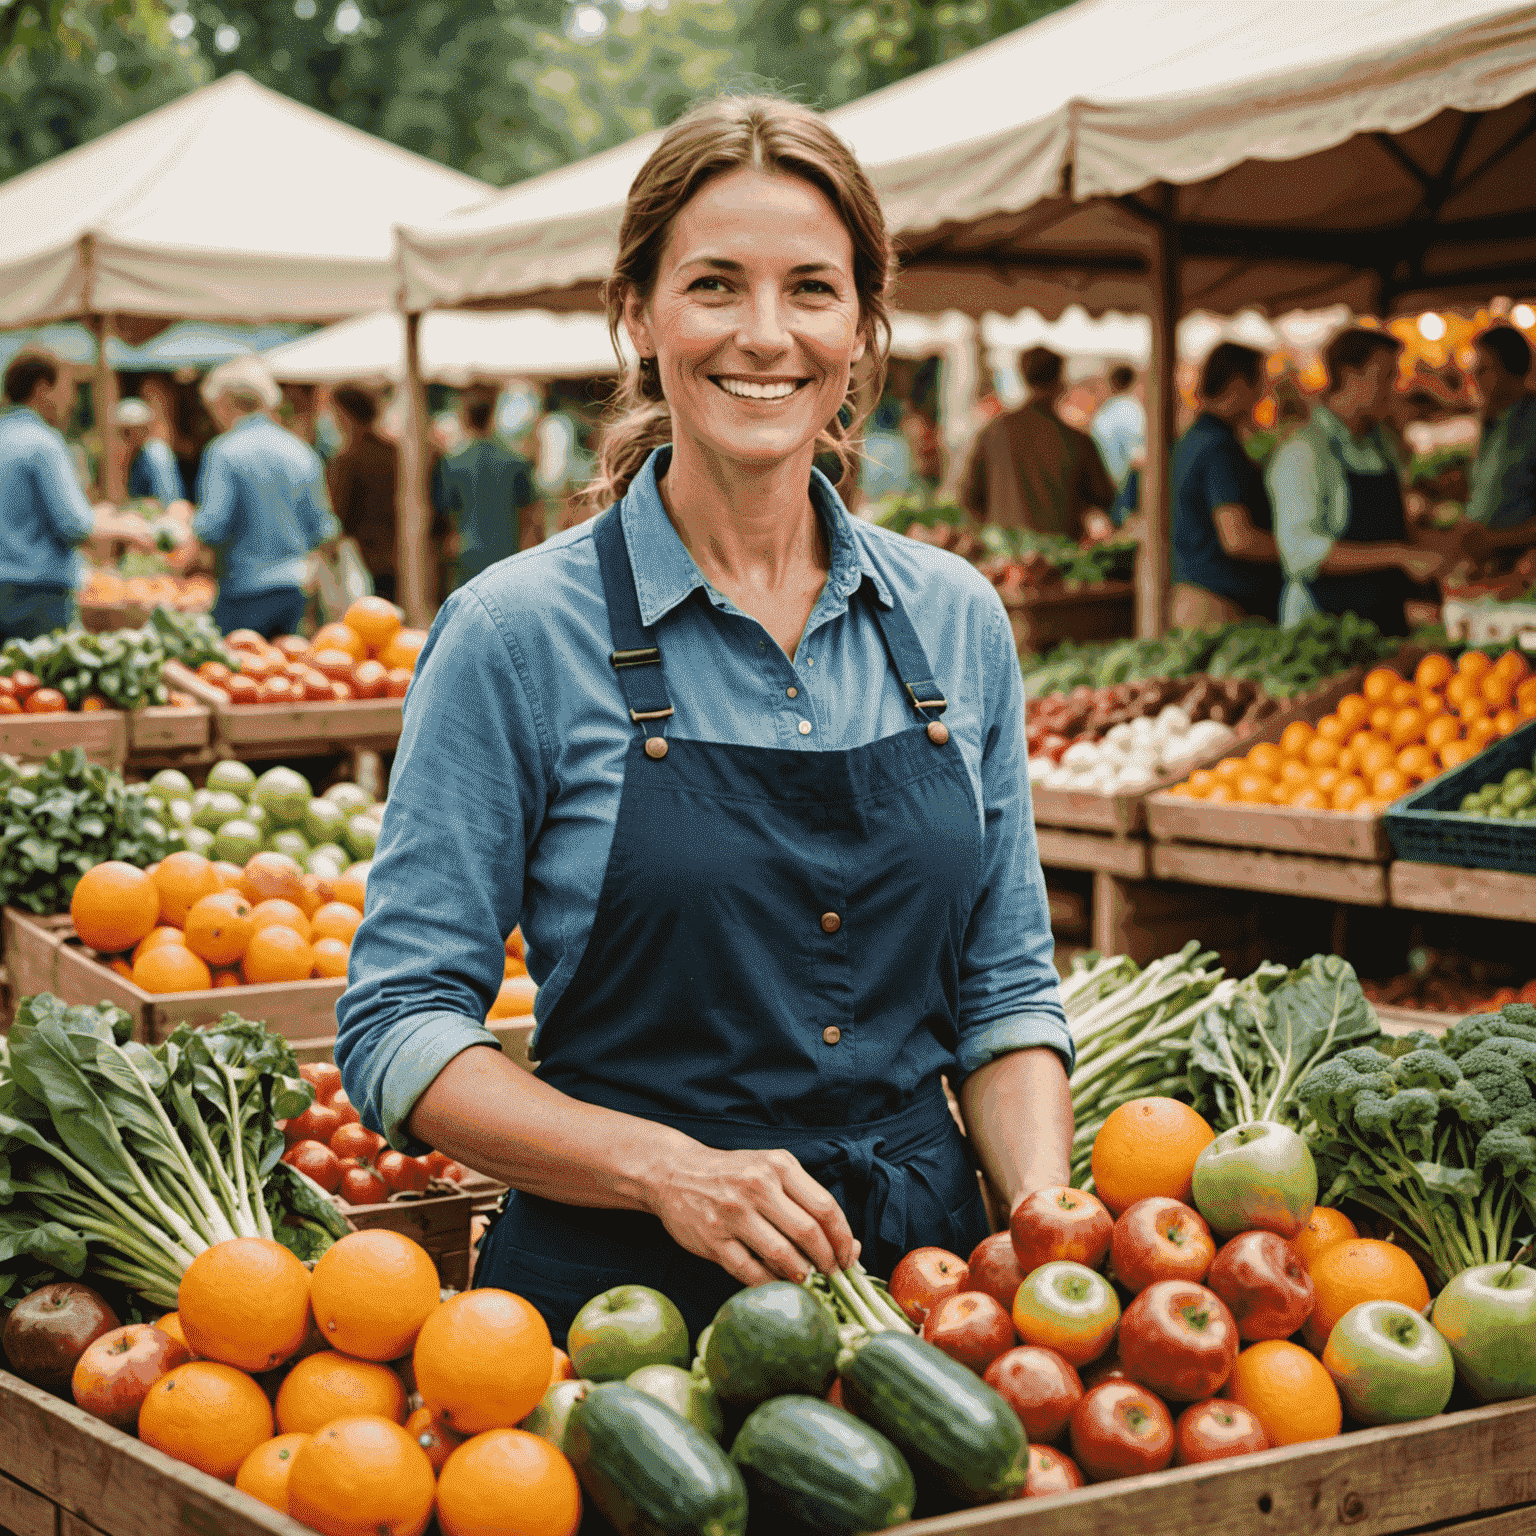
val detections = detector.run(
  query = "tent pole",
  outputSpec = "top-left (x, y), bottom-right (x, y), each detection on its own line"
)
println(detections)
top-left (397, 312), bottom-right (431, 627)
top-left (1138, 190), bottom-right (1178, 640)
top-left (89, 313), bottom-right (124, 503)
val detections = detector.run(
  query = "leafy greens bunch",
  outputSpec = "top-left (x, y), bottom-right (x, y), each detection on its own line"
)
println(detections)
top-left (0, 995), bottom-right (348, 1312)
top-left (0, 750), bottom-right (184, 914)
top-left (2, 626), bottom-right (169, 711)
top-left (146, 607), bottom-right (237, 672)
top-left (1296, 1004), bottom-right (1536, 1288)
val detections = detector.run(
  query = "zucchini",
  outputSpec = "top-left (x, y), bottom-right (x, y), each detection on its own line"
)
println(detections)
top-left (838, 1332), bottom-right (1028, 1506)
top-left (565, 1382), bottom-right (747, 1536)
top-left (731, 1394), bottom-right (915, 1535)
top-left (703, 1282), bottom-right (839, 1405)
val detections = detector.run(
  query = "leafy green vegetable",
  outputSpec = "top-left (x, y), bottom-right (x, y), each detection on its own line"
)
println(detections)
top-left (146, 607), bottom-right (237, 672)
top-left (0, 749), bottom-right (184, 913)
top-left (1, 626), bottom-right (169, 710)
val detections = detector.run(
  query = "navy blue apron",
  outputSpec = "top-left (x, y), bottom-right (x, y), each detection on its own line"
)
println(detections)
top-left (1305, 467), bottom-right (1412, 636)
top-left (475, 504), bottom-right (993, 1346)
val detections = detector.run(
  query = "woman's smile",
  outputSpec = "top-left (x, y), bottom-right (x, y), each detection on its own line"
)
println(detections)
top-left (712, 375), bottom-right (810, 402)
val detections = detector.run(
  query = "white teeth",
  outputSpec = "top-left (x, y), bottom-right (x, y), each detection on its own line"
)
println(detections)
top-left (718, 378), bottom-right (799, 400)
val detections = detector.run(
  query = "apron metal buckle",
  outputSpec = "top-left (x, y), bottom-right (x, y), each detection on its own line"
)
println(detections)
top-left (611, 647), bottom-right (662, 669)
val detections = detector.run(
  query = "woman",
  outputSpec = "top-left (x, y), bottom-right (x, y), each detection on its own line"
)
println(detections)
top-left (335, 97), bottom-right (1071, 1345)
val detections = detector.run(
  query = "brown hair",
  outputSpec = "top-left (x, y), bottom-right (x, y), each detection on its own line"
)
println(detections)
top-left (1323, 327), bottom-right (1402, 393)
top-left (331, 384), bottom-right (378, 427)
top-left (4, 351), bottom-right (58, 405)
top-left (585, 95), bottom-right (892, 512)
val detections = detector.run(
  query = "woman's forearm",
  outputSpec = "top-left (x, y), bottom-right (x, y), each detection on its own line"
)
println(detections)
top-left (960, 1046), bottom-right (1073, 1217)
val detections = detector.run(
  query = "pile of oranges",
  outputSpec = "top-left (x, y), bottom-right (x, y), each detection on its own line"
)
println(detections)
top-left (135, 1231), bottom-right (581, 1536)
top-left (69, 848), bottom-right (368, 993)
top-left (1168, 649), bottom-right (1536, 815)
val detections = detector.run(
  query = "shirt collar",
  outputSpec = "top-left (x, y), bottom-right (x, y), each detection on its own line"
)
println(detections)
top-left (618, 445), bottom-right (891, 627)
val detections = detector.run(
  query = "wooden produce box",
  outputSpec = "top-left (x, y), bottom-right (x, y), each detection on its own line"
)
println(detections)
top-left (336, 1185), bottom-right (477, 1291)
top-left (0, 709), bottom-right (127, 768)
top-left (1, 910), bottom-right (343, 1046)
top-left (1004, 580), bottom-right (1135, 656)
top-left (1389, 861), bottom-right (1536, 923)
top-left (163, 662), bottom-right (403, 757)
top-left (125, 703), bottom-right (210, 758)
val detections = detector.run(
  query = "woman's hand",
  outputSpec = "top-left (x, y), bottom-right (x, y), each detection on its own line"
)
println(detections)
top-left (643, 1145), bottom-right (857, 1287)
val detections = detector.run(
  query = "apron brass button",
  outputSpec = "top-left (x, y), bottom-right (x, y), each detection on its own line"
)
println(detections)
top-left (644, 736), bottom-right (669, 760)
top-left (820, 912), bottom-right (841, 933)
top-left (822, 1026), bottom-right (841, 1045)
top-left (927, 720), bottom-right (950, 745)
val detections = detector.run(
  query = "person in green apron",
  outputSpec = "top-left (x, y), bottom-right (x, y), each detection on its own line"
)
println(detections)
top-left (335, 96), bottom-right (1073, 1347)
top-left (1269, 327), bottom-right (1444, 634)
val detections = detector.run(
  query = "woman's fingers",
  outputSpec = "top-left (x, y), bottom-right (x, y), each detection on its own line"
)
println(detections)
top-left (713, 1237), bottom-right (778, 1290)
top-left (767, 1150), bottom-right (857, 1270)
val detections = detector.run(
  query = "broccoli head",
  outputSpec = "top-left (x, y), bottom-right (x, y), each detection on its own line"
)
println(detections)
top-left (1458, 1046), bottom-right (1536, 1121)
top-left (1444, 1010), bottom-right (1536, 1057)
top-left (1393, 1049), bottom-right (1463, 1091)
top-left (1297, 1048), bottom-right (1397, 1130)
top-left (1474, 1108), bottom-right (1536, 1184)
top-left (1354, 1085), bottom-right (1442, 1159)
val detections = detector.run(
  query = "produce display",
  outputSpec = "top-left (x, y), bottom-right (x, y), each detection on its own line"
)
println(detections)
top-left (145, 605), bottom-right (238, 672)
top-left (79, 568), bottom-right (215, 614)
top-left (0, 626), bottom-right (193, 714)
top-left (1363, 949), bottom-right (1536, 1018)
top-left (1166, 649), bottom-right (1536, 815)
top-left (1455, 752), bottom-right (1536, 820)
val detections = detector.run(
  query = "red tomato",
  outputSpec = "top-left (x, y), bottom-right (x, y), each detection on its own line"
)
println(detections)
top-left (351, 659), bottom-right (388, 700)
top-left (0, 675), bottom-right (14, 698)
top-left (224, 674), bottom-right (259, 704)
top-left (330, 1122), bottom-right (384, 1162)
top-left (437, 1161), bottom-right (463, 1182)
top-left (282, 1101), bottom-right (342, 1148)
top-left (1110, 1198), bottom-right (1216, 1293)
top-left (299, 669), bottom-right (334, 702)
top-left (197, 661), bottom-right (232, 685)
top-left (79, 695), bottom-right (109, 712)
top-left (888, 1246), bottom-right (969, 1326)
top-left (23, 688), bottom-right (67, 714)
top-left (921, 1290), bottom-right (1016, 1375)
top-left (258, 675), bottom-right (296, 704)
top-left (1069, 1380), bottom-right (1175, 1482)
top-left (310, 649), bottom-right (358, 684)
top-left (300, 1061), bottom-right (343, 1102)
top-left (424, 1150), bottom-right (452, 1177)
top-left (330, 681), bottom-right (354, 702)
top-left (0, 696), bottom-right (19, 715)
top-left (274, 635), bottom-right (310, 660)
top-left (384, 668), bottom-right (412, 699)
top-left (1117, 1280), bottom-right (1238, 1404)
top-left (9, 671), bottom-right (40, 703)
top-left (328, 1088), bottom-right (361, 1127)
top-left (338, 1166), bottom-right (388, 1206)
top-left (281, 1139), bottom-right (343, 1194)
top-left (377, 1150), bottom-right (431, 1194)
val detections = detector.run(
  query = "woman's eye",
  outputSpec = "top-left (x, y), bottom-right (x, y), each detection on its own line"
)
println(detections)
top-left (796, 280), bottom-right (835, 296)
top-left (688, 276), bottom-right (730, 293)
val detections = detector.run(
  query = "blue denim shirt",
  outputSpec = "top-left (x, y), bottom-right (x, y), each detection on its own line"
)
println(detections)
top-left (192, 414), bottom-right (337, 596)
top-left (0, 406), bottom-right (95, 589)
top-left (336, 447), bottom-right (1068, 1149)
top-left (128, 438), bottom-right (185, 505)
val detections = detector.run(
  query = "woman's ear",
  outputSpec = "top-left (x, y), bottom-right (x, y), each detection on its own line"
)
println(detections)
top-left (621, 288), bottom-right (655, 360)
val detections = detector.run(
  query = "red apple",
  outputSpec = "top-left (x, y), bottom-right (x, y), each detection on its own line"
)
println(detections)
top-left (2, 1283), bottom-right (120, 1392)
top-left (889, 1246), bottom-right (968, 1326)
top-left (1079, 1340), bottom-right (1129, 1390)
top-left (1022, 1443), bottom-right (1083, 1497)
top-left (1206, 1230), bottom-right (1315, 1342)
top-left (1011, 1186), bottom-right (1113, 1275)
top-left (1118, 1280), bottom-right (1238, 1403)
top-left (984, 1345), bottom-right (1083, 1442)
top-left (1174, 1398), bottom-right (1270, 1464)
top-left (72, 1323), bottom-right (191, 1428)
top-left (1110, 1197), bottom-right (1216, 1293)
top-left (922, 1290), bottom-right (1016, 1375)
top-left (1069, 1379), bottom-right (1174, 1482)
top-left (968, 1232), bottom-right (1027, 1315)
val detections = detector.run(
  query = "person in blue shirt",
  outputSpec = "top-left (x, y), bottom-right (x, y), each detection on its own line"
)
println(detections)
top-left (1462, 325), bottom-right (1536, 565)
top-left (1090, 364), bottom-right (1145, 491)
top-left (335, 96), bottom-right (1071, 1348)
top-left (1170, 343), bottom-right (1282, 627)
top-left (0, 352), bottom-right (154, 641)
top-left (188, 357), bottom-right (338, 639)
top-left (116, 398), bottom-right (188, 510)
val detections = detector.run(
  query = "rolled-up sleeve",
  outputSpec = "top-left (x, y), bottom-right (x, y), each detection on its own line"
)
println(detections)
top-left (1269, 437), bottom-right (1333, 585)
top-left (35, 434), bottom-right (95, 546)
top-left (335, 588), bottom-right (549, 1148)
top-left (955, 603), bottom-right (1071, 1078)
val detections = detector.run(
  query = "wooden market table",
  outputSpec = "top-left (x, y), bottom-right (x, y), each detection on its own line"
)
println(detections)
top-left (1003, 580), bottom-right (1135, 656)
top-left (0, 705), bottom-right (210, 771)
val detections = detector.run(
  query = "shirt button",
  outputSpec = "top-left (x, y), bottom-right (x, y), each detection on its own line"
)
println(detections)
top-left (927, 720), bottom-right (950, 745)
top-left (787, 686), bottom-right (797, 698)
top-left (820, 912), bottom-right (841, 933)
top-left (644, 736), bottom-right (668, 760)
top-left (798, 720), bottom-right (812, 735)
top-left (822, 1026), bottom-right (841, 1046)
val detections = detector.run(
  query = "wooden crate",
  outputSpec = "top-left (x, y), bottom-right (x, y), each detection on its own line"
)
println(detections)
top-left (1035, 826), bottom-right (1149, 878)
top-left (125, 704), bottom-right (209, 757)
top-left (0, 710), bottom-right (127, 768)
top-left (1004, 580), bottom-right (1135, 655)
top-left (1, 909), bottom-right (343, 1045)
top-left (1389, 861), bottom-right (1536, 922)
top-left (337, 1186), bottom-right (476, 1291)
top-left (163, 662), bottom-right (402, 756)
top-left (1150, 841), bottom-right (1390, 906)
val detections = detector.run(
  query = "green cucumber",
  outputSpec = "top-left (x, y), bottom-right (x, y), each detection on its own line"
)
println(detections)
top-left (838, 1331), bottom-right (1028, 1505)
top-left (565, 1382), bottom-right (747, 1536)
top-left (731, 1394), bottom-right (915, 1534)
top-left (703, 1281), bottom-right (839, 1405)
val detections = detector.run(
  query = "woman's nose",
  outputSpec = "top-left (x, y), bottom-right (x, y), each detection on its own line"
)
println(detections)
top-left (736, 289), bottom-right (791, 355)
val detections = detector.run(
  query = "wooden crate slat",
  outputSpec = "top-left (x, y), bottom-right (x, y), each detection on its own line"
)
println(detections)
top-left (1147, 793), bottom-right (1392, 860)
top-left (125, 705), bottom-right (209, 754)
top-left (0, 711), bottom-right (126, 768)
top-left (1389, 861), bottom-right (1536, 922)
top-left (0, 1467), bottom-right (56, 1536)
top-left (1150, 842), bottom-right (1389, 906)
top-left (1034, 826), bottom-right (1149, 878)
top-left (1374, 1003), bottom-right (1463, 1037)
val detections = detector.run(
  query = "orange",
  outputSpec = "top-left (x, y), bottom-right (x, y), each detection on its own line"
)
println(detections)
top-left (1303, 736), bottom-right (1340, 770)
top-left (312, 622), bottom-right (368, 663)
top-left (275, 1351), bottom-right (408, 1434)
top-left (1457, 694), bottom-right (1490, 724)
top-left (1467, 717), bottom-right (1499, 751)
top-left (436, 1428), bottom-right (583, 1536)
top-left (1315, 713), bottom-right (1348, 743)
top-left (1446, 673), bottom-right (1476, 711)
top-left (1311, 767), bottom-right (1344, 799)
top-left (236, 1433), bottom-right (311, 1515)
top-left (70, 861), bottom-right (160, 955)
top-left (152, 851), bottom-right (223, 928)
top-left (1495, 707), bottom-right (1521, 736)
top-left (1417, 690), bottom-right (1447, 720)
top-left (331, 869), bottom-right (368, 913)
top-left (1362, 667), bottom-right (1399, 703)
top-left (138, 1361), bottom-right (275, 1482)
top-left (1186, 769), bottom-right (1217, 798)
top-left (1495, 649), bottom-right (1531, 685)
top-left (378, 629), bottom-right (427, 673)
top-left (1481, 672), bottom-right (1515, 710)
top-left (239, 850), bottom-right (306, 908)
top-left (1246, 742), bottom-right (1284, 778)
top-left (244, 925), bottom-right (316, 984)
top-left (1228, 1341), bottom-right (1342, 1446)
top-left (1458, 649), bottom-right (1493, 680)
top-left (403, 1406), bottom-right (464, 1474)
top-left (155, 1312), bottom-right (192, 1351)
top-left (1424, 715), bottom-right (1462, 753)
top-left (311, 901), bottom-right (363, 945)
top-left (505, 950), bottom-right (529, 978)
top-left (1290, 786), bottom-right (1327, 810)
top-left (1089, 1097), bottom-right (1215, 1214)
top-left (489, 975), bottom-right (538, 1020)
top-left (133, 944), bottom-right (213, 994)
top-left (179, 1238), bottom-right (312, 1372)
top-left (1335, 694), bottom-right (1370, 731)
top-left (1292, 1206), bottom-right (1358, 1271)
top-left (250, 897), bottom-right (312, 940)
top-left (414, 1291), bottom-right (554, 1434)
top-left (107, 958), bottom-right (134, 979)
top-left (343, 596), bottom-right (403, 653)
top-left (1357, 796), bottom-right (1391, 815)
top-left (286, 1417), bottom-right (436, 1536)
top-left (1414, 653), bottom-right (1453, 692)
top-left (1279, 721), bottom-right (1315, 758)
top-left (1396, 744), bottom-right (1437, 782)
top-left (1212, 756), bottom-right (1247, 785)
top-left (184, 890), bottom-right (254, 967)
top-left (212, 859), bottom-right (246, 891)
top-left (1335, 742), bottom-right (1360, 776)
top-left (1367, 704), bottom-right (1396, 736)
top-left (1354, 738), bottom-right (1396, 779)
top-left (132, 925), bottom-right (187, 965)
top-left (1330, 776), bottom-right (1368, 812)
top-left (1389, 707), bottom-right (1425, 748)
top-left (1517, 678), bottom-right (1536, 710)
top-left (1439, 739), bottom-right (1479, 769)
top-left (1206, 783), bottom-right (1235, 803)
top-left (549, 1347), bottom-right (575, 1384)
top-left (313, 936), bottom-right (351, 979)
top-left (1235, 772), bottom-right (1276, 804)
top-left (1372, 766), bottom-right (1410, 801)
top-left (310, 1230), bottom-right (441, 1362)
top-left (1303, 1239), bottom-right (1430, 1353)
top-left (1279, 759), bottom-right (1312, 789)
top-left (1388, 681), bottom-right (1417, 708)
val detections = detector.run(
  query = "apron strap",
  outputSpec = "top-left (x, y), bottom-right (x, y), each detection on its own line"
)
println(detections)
top-left (594, 506), bottom-right (673, 735)
top-left (864, 579), bottom-right (948, 720)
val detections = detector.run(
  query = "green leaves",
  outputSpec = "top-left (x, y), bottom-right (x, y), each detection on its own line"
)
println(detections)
top-left (2, 625), bottom-right (167, 712)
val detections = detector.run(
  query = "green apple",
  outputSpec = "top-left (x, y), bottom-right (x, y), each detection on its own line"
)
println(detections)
top-left (304, 796), bottom-right (348, 846)
top-left (164, 797), bottom-right (193, 827)
top-left (1191, 1121), bottom-right (1316, 1239)
top-left (627, 1362), bottom-right (725, 1439)
top-left (183, 825), bottom-right (215, 857)
top-left (205, 759), bottom-right (256, 798)
top-left (344, 813), bottom-right (379, 860)
top-left (212, 819), bottom-right (264, 866)
top-left (193, 789), bottom-right (246, 831)
top-left (1432, 1261), bottom-right (1536, 1402)
top-left (567, 1285), bottom-right (689, 1382)
top-left (252, 766), bottom-right (312, 827)
top-left (1010, 1260), bottom-right (1120, 1367)
top-left (521, 1378), bottom-right (587, 1451)
top-left (267, 828), bottom-right (312, 863)
top-left (149, 768), bottom-right (195, 800)
top-left (243, 801), bottom-right (269, 832)
top-left (1322, 1300), bottom-right (1454, 1424)
top-left (323, 782), bottom-right (373, 814)
top-left (307, 844), bottom-right (349, 878)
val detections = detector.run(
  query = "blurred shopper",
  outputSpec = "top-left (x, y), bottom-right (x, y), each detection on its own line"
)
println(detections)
top-left (326, 385), bottom-right (399, 603)
top-left (117, 397), bottom-right (189, 511)
top-left (191, 357), bottom-right (338, 639)
top-left (1170, 344), bottom-right (1281, 626)
top-left (1269, 328), bottom-right (1442, 634)
top-left (1462, 325), bottom-right (1536, 559)
top-left (0, 353), bottom-right (154, 641)
top-left (432, 387), bottom-right (540, 590)
top-left (960, 346), bottom-right (1116, 538)
top-left (1091, 364), bottom-right (1145, 490)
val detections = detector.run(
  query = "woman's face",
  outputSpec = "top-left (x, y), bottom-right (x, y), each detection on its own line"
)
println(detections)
top-left (625, 166), bottom-right (866, 472)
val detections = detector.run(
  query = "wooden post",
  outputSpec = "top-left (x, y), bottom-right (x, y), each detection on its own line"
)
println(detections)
top-left (88, 313), bottom-right (124, 503)
top-left (1137, 187), bottom-right (1179, 640)
top-left (396, 312), bottom-right (432, 628)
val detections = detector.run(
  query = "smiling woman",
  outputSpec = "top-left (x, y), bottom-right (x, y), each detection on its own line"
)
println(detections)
top-left (334, 95), bottom-right (1072, 1350)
